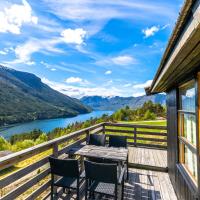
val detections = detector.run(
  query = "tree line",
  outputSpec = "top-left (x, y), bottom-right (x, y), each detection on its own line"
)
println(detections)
top-left (0, 101), bottom-right (166, 152)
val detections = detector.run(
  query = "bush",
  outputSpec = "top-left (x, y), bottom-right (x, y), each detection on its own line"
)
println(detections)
top-left (13, 140), bottom-right (35, 151)
top-left (0, 136), bottom-right (11, 151)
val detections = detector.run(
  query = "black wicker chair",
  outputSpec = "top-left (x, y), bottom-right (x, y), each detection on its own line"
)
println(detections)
top-left (109, 135), bottom-right (129, 180)
top-left (88, 134), bottom-right (106, 146)
top-left (49, 157), bottom-right (81, 200)
top-left (84, 160), bottom-right (125, 200)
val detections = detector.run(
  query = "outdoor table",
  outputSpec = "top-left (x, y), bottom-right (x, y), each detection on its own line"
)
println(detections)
top-left (66, 144), bottom-right (128, 174)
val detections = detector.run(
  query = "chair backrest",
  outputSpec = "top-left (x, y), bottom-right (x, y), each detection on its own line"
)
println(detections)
top-left (84, 160), bottom-right (117, 183)
top-left (88, 134), bottom-right (106, 146)
top-left (49, 157), bottom-right (79, 178)
top-left (109, 135), bottom-right (127, 148)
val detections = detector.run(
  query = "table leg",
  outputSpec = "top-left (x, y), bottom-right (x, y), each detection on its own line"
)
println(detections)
top-left (80, 155), bottom-right (84, 171)
top-left (118, 161), bottom-right (122, 176)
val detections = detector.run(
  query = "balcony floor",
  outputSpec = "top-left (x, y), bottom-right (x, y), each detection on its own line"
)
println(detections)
top-left (128, 146), bottom-right (167, 171)
top-left (44, 147), bottom-right (175, 200)
top-left (46, 168), bottom-right (176, 200)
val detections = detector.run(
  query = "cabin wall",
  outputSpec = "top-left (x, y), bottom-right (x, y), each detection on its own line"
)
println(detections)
top-left (167, 88), bottom-right (199, 200)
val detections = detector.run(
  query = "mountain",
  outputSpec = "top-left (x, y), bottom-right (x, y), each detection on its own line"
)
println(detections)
top-left (0, 66), bottom-right (91, 126)
top-left (81, 94), bottom-right (166, 111)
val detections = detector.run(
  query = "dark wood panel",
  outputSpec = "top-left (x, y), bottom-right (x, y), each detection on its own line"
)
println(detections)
top-left (167, 88), bottom-right (200, 200)
top-left (167, 88), bottom-right (178, 187)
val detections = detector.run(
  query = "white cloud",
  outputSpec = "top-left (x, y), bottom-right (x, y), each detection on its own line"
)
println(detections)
top-left (65, 76), bottom-right (90, 86)
top-left (161, 23), bottom-right (170, 30)
top-left (132, 92), bottom-right (146, 97)
top-left (133, 80), bottom-right (153, 89)
top-left (111, 55), bottom-right (137, 65)
top-left (61, 28), bottom-right (87, 45)
top-left (105, 70), bottom-right (112, 75)
top-left (123, 83), bottom-right (132, 87)
top-left (0, 0), bottom-right (38, 34)
top-left (43, 0), bottom-right (177, 24)
top-left (142, 26), bottom-right (159, 38)
top-left (42, 78), bottom-right (121, 98)
top-left (65, 77), bottom-right (83, 83)
top-left (11, 38), bottom-right (63, 64)
top-left (132, 80), bottom-right (153, 97)
top-left (0, 50), bottom-right (7, 55)
top-left (41, 61), bottom-right (79, 73)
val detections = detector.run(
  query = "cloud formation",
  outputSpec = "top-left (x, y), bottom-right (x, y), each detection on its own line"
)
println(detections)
top-left (111, 55), bottom-right (137, 65)
top-left (142, 26), bottom-right (159, 38)
top-left (61, 28), bottom-right (87, 45)
top-left (133, 80), bottom-right (153, 89)
top-left (42, 78), bottom-right (121, 98)
top-left (65, 77), bottom-right (90, 86)
top-left (0, 0), bottom-right (38, 34)
top-left (105, 70), bottom-right (112, 75)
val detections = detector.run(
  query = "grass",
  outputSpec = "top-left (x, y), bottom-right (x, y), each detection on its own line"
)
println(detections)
top-left (118, 120), bottom-right (166, 126)
top-left (105, 119), bottom-right (167, 146)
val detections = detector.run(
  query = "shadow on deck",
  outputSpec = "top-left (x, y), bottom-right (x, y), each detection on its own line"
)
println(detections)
top-left (45, 168), bottom-right (176, 200)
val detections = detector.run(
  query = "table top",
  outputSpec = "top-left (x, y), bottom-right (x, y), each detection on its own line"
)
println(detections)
top-left (67, 145), bottom-right (128, 162)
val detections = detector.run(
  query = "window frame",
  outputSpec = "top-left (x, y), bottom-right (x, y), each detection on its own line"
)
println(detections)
top-left (178, 79), bottom-right (198, 184)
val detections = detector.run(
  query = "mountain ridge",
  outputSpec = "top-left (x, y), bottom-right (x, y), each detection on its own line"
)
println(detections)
top-left (0, 65), bottom-right (91, 126)
top-left (81, 94), bottom-right (166, 111)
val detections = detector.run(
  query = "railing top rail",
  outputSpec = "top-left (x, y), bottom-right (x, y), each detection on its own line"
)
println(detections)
top-left (104, 122), bottom-right (167, 130)
top-left (0, 122), bottom-right (104, 167)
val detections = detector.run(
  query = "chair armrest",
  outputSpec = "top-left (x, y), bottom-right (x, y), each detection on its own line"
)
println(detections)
top-left (118, 167), bottom-right (125, 184)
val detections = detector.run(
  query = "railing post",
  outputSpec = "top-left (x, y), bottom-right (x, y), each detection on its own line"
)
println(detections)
top-left (134, 127), bottom-right (137, 146)
top-left (52, 142), bottom-right (58, 158)
top-left (86, 129), bottom-right (90, 144)
top-left (102, 123), bottom-right (105, 134)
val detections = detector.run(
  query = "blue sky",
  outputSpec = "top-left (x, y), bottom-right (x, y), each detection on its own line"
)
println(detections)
top-left (0, 0), bottom-right (183, 98)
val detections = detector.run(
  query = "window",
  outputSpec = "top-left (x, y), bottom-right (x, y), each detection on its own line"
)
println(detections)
top-left (178, 80), bottom-right (198, 182)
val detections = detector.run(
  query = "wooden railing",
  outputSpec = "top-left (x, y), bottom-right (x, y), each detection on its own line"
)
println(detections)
top-left (104, 122), bottom-right (167, 149)
top-left (0, 122), bottom-right (167, 199)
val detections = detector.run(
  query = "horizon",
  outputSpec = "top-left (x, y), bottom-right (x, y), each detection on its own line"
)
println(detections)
top-left (0, 0), bottom-right (183, 98)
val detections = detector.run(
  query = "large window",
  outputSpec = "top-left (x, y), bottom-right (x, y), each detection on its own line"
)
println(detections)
top-left (178, 80), bottom-right (198, 182)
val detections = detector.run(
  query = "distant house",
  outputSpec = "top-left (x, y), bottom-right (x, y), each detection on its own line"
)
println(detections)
top-left (146, 0), bottom-right (200, 199)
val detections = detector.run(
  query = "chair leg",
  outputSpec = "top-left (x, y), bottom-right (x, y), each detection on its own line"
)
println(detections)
top-left (115, 185), bottom-right (118, 200)
top-left (121, 179), bottom-right (124, 200)
top-left (77, 188), bottom-right (79, 200)
top-left (51, 183), bottom-right (54, 200)
top-left (77, 179), bottom-right (80, 200)
top-left (126, 163), bottom-right (129, 181)
top-left (85, 179), bottom-right (88, 200)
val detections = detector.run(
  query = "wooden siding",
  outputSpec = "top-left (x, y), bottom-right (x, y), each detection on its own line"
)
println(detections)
top-left (167, 88), bottom-right (199, 200)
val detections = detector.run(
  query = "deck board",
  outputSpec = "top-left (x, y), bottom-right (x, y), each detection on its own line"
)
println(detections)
top-left (44, 147), bottom-right (174, 200)
top-left (46, 168), bottom-right (177, 200)
top-left (128, 147), bottom-right (167, 170)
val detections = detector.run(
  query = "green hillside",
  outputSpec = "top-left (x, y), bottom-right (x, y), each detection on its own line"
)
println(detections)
top-left (0, 66), bottom-right (91, 126)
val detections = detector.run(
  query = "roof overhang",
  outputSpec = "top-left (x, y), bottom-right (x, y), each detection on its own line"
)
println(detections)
top-left (148, 0), bottom-right (200, 94)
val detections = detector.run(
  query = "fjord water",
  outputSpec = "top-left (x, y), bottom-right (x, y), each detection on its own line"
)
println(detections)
top-left (0, 110), bottom-right (113, 139)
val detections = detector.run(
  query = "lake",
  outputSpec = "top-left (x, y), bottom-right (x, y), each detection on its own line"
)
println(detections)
top-left (0, 110), bottom-right (113, 139)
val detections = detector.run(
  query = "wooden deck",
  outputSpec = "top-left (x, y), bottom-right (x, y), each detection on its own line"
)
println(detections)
top-left (0, 123), bottom-right (173, 200)
top-left (46, 168), bottom-right (177, 200)
top-left (128, 147), bottom-right (167, 171)
top-left (45, 147), bottom-right (174, 200)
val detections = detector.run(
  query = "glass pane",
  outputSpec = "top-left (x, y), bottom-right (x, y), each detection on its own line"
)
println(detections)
top-left (184, 145), bottom-right (197, 181)
top-left (179, 113), bottom-right (196, 145)
top-left (179, 80), bottom-right (195, 112)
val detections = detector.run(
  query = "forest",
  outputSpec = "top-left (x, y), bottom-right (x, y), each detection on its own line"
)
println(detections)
top-left (0, 101), bottom-right (166, 152)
